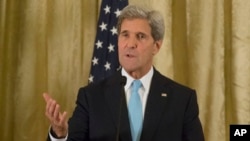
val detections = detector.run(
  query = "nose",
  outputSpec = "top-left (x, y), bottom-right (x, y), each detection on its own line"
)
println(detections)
top-left (126, 37), bottom-right (137, 49)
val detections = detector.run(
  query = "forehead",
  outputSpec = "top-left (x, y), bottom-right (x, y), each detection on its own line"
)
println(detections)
top-left (120, 18), bottom-right (151, 34)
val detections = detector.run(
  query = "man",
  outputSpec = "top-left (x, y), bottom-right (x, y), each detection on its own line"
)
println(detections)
top-left (44, 5), bottom-right (205, 141)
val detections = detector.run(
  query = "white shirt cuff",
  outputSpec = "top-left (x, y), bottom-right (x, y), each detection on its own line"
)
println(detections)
top-left (48, 126), bottom-right (68, 141)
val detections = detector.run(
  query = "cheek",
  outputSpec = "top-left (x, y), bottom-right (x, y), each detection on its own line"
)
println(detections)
top-left (118, 44), bottom-right (124, 61)
top-left (118, 43), bottom-right (123, 54)
top-left (140, 48), bottom-right (155, 62)
top-left (118, 39), bottom-right (125, 48)
top-left (142, 47), bottom-right (154, 56)
top-left (118, 40), bottom-right (126, 54)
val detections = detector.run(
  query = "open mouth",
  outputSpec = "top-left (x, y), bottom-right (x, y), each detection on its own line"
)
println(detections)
top-left (126, 53), bottom-right (135, 58)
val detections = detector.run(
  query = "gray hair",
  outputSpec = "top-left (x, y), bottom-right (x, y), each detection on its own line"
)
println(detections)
top-left (117, 5), bottom-right (165, 41)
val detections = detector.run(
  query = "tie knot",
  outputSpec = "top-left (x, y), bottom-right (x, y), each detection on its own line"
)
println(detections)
top-left (132, 80), bottom-right (142, 92)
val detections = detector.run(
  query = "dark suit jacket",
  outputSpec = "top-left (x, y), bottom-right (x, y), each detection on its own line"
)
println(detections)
top-left (56, 69), bottom-right (204, 141)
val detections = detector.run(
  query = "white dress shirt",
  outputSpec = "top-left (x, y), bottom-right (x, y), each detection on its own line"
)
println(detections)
top-left (121, 67), bottom-right (153, 117)
top-left (49, 67), bottom-right (154, 141)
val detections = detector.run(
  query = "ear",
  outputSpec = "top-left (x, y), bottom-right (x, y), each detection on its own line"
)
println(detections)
top-left (152, 40), bottom-right (163, 55)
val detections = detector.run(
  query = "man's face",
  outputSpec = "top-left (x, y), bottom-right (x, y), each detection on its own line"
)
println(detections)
top-left (118, 18), bottom-right (162, 77)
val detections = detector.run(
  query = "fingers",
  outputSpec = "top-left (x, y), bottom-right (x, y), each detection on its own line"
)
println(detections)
top-left (43, 92), bottom-right (51, 102)
top-left (43, 93), bottom-right (68, 137)
top-left (46, 98), bottom-right (55, 116)
top-left (47, 99), bottom-right (60, 122)
top-left (43, 93), bottom-right (67, 124)
top-left (53, 104), bottom-right (60, 121)
top-left (59, 111), bottom-right (68, 128)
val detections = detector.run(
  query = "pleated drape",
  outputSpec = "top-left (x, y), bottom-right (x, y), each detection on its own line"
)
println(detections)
top-left (0, 0), bottom-right (249, 141)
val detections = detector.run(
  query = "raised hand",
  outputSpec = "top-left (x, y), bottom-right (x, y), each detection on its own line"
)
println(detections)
top-left (43, 93), bottom-right (68, 138)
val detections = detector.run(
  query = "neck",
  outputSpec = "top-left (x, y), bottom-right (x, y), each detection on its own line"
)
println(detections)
top-left (126, 66), bottom-right (152, 79)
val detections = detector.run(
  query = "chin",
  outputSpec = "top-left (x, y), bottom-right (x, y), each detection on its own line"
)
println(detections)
top-left (122, 66), bottom-right (137, 73)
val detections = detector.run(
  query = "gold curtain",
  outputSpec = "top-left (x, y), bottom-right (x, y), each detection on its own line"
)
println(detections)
top-left (0, 0), bottom-right (249, 141)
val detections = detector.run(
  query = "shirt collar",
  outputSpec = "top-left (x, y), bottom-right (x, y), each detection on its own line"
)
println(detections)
top-left (121, 67), bottom-right (154, 92)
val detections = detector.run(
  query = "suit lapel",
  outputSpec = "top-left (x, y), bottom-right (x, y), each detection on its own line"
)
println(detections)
top-left (140, 70), bottom-right (171, 141)
top-left (104, 72), bottom-right (132, 141)
top-left (103, 70), bottom-right (171, 141)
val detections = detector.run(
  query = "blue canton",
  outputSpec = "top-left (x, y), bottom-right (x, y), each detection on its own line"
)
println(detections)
top-left (89, 0), bottom-right (128, 83)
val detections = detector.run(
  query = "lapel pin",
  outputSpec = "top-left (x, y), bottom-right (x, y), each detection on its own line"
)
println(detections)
top-left (161, 93), bottom-right (167, 97)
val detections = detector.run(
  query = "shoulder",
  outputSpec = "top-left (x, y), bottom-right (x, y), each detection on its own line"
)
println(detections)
top-left (78, 71), bottom-right (121, 94)
top-left (153, 69), bottom-right (196, 96)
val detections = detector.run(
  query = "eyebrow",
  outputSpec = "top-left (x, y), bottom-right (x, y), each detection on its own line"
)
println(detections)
top-left (120, 30), bottom-right (128, 34)
top-left (120, 30), bottom-right (147, 35)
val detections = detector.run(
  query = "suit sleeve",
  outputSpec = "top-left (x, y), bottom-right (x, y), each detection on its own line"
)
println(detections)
top-left (182, 90), bottom-right (205, 141)
top-left (67, 88), bottom-right (90, 141)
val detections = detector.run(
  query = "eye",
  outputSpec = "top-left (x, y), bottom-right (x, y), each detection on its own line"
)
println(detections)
top-left (137, 33), bottom-right (146, 40)
top-left (120, 32), bottom-right (129, 38)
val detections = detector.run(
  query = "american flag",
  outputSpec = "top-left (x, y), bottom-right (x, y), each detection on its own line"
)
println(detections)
top-left (89, 0), bottom-right (128, 83)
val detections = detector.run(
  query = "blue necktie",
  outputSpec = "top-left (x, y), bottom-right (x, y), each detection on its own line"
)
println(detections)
top-left (128, 80), bottom-right (143, 141)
